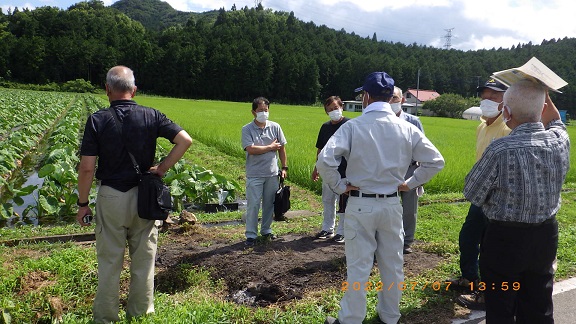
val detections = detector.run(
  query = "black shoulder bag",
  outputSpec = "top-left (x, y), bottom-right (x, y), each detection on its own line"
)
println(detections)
top-left (109, 107), bottom-right (172, 220)
top-left (273, 173), bottom-right (290, 221)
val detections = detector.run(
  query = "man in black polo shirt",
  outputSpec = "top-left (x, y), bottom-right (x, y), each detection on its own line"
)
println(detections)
top-left (76, 65), bottom-right (192, 323)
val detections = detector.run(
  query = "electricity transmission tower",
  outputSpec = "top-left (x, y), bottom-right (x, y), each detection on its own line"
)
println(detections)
top-left (443, 28), bottom-right (454, 50)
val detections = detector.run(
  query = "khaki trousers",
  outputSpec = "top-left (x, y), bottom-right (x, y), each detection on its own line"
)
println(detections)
top-left (93, 186), bottom-right (158, 323)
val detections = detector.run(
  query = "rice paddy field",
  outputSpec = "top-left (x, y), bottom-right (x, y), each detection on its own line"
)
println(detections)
top-left (135, 95), bottom-right (576, 195)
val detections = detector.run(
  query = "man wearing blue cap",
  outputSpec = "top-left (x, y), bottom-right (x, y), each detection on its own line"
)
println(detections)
top-left (317, 71), bottom-right (444, 324)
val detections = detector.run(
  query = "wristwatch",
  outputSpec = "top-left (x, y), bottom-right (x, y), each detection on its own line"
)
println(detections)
top-left (77, 200), bottom-right (89, 207)
top-left (282, 166), bottom-right (288, 171)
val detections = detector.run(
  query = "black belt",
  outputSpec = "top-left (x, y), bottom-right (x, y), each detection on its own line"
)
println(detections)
top-left (349, 190), bottom-right (397, 198)
top-left (488, 217), bottom-right (556, 228)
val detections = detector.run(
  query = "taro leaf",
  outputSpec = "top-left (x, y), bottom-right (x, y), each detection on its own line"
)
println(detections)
top-left (45, 148), bottom-right (68, 165)
top-left (59, 161), bottom-right (78, 182)
top-left (22, 205), bottom-right (36, 219)
top-left (38, 164), bottom-right (56, 178)
top-left (18, 184), bottom-right (37, 195)
top-left (196, 170), bottom-right (215, 181)
top-left (51, 167), bottom-right (67, 185)
top-left (0, 203), bottom-right (14, 219)
top-left (12, 196), bottom-right (24, 206)
top-left (170, 179), bottom-right (185, 197)
top-left (38, 195), bottom-right (59, 215)
top-left (11, 185), bottom-right (37, 203)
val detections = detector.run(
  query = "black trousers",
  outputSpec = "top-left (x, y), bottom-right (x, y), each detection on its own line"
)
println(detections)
top-left (480, 219), bottom-right (557, 324)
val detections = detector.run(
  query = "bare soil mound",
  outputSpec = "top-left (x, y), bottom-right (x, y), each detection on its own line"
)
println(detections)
top-left (154, 223), bottom-right (461, 323)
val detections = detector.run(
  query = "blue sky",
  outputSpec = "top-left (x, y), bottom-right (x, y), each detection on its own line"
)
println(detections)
top-left (2, 0), bottom-right (574, 51)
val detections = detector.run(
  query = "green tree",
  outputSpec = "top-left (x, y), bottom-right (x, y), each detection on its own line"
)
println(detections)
top-left (423, 93), bottom-right (472, 118)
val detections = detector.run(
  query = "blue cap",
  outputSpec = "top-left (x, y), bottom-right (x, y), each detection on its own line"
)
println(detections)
top-left (354, 72), bottom-right (395, 96)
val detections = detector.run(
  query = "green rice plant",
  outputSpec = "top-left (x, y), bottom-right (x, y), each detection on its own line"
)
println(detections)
top-left (137, 95), bottom-right (576, 195)
top-left (556, 191), bottom-right (576, 278)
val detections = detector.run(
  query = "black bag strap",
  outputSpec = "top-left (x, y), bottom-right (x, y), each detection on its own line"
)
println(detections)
top-left (108, 107), bottom-right (142, 175)
top-left (278, 171), bottom-right (287, 190)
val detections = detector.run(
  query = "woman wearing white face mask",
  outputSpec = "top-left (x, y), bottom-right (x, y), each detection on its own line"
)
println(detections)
top-left (241, 97), bottom-right (288, 246)
top-left (311, 96), bottom-right (350, 243)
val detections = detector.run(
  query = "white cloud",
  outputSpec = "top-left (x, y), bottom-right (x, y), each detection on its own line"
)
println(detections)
top-left (2, 2), bottom-right (36, 11)
top-left (164, 0), bottom-right (248, 12)
top-left (457, 34), bottom-right (529, 51)
top-left (315, 0), bottom-right (452, 11)
top-left (458, 0), bottom-right (575, 48)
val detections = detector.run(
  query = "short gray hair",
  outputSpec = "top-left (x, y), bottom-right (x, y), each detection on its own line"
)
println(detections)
top-left (106, 66), bottom-right (136, 93)
top-left (394, 86), bottom-right (403, 97)
top-left (503, 79), bottom-right (546, 123)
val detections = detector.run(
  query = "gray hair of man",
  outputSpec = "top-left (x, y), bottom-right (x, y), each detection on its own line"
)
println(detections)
top-left (106, 66), bottom-right (136, 93)
top-left (394, 86), bottom-right (403, 98)
top-left (503, 79), bottom-right (546, 123)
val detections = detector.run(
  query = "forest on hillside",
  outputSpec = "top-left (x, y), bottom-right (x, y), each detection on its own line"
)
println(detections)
top-left (0, 0), bottom-right (575, 111)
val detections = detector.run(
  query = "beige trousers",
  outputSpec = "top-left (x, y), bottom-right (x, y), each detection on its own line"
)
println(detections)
top-left (93, 186), bottom-right (158, 323)
top-left (338, 195), bottom-right (404, 324)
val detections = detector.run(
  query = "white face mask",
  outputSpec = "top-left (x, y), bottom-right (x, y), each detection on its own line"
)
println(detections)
top-left (255, 111), bottom-right (268, 123)
top-left (390, 102), bottom-right (402, 114)
top-left (328, 109), bottom-right (343, 121)
top-left (479, 99), bottom-right (501, 118)
top-left (502, 105), bottom-right (511, 124)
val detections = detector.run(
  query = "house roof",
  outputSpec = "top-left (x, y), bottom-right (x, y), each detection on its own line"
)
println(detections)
top-left (406, 89), bottom-right (440, 102)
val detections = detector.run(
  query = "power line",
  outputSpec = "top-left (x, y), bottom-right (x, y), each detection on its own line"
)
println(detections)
top-left (443, 28), bottom-right (454, 50)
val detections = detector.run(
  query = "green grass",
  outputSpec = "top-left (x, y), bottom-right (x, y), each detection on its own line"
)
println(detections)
top-left (0, 223), bottom-right (95, 241)
top-left (4, 190), bottom-right (575, 323)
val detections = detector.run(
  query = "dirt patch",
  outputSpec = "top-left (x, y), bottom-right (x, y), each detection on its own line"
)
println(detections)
top-left (2, 248), bottom-right (45, 270)
top-left (154, 222), bottom-right (464, 323)
top-left (17, 270), bottom-right (56, 295)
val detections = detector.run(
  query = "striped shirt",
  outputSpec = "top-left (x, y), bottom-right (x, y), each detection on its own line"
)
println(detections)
top-left (464, 120), bottom-right (570, 223)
